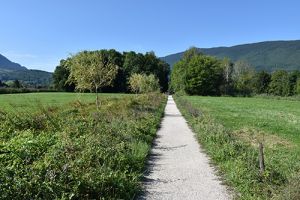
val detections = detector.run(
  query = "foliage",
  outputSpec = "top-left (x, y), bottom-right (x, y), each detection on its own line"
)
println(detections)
top-left (175, 95), bottom-right (300, 199)
top-left (0, 80), bottom-right (7, 87)
top-left (0, 93), bottom-right (166, 199)
top-left (129, 73), bottom-right (160, 94)
top-left (171, 49), bottom-right (300, 97)
top-left (68, 51), bottom-right (118, 108)
top-left (128, 73), bottom-right (143, 94)
top-left (69, 51), bottom-right (118, 93)
top-left (220, 58), bottom-right (234, 95)
top-left (123, 51), bottom-right (169, 92)
top-left (12, 79), bottom-right (22, 88)
top-left (185, 54), bottom-right (223, 95)
top-left (169, 60), bottom-right (186, 93)
top-left (296, 79), bottom-right (300, 95)
top-left (170, 48), bottom-right (223, 95)
top-left (288, 70), bottom-right (300, 95)
top-left (53, 59), bottom-right (75, 92)
top-left (54, 50), bottom-right (170, 93)
top-left (232, 60), bottom-right (256, 96)
top-left (269, 70), bottom-right (290, 96)
top-left (252, 70), bottom-right (271, 94)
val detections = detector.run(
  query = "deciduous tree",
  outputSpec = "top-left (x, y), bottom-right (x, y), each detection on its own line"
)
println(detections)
top-left (269, 70), bottom-right (290, 96)
top-left (68, 51), bottom-right (118, 109)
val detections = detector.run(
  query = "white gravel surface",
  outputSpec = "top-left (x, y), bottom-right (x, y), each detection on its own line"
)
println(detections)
top-left (138, 96), bottom-right (232, 200)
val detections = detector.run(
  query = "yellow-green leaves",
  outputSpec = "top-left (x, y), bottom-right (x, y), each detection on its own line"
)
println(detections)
top-left (68, 51), bottom-right (118, 92)
top-left (128, 73), bottom-right (160, 94)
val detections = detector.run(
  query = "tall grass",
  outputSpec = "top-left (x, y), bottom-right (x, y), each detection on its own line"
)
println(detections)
top-left (0, 92), bottom-right (166, 199)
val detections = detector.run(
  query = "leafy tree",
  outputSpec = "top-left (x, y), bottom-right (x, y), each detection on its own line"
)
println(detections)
top-left (100, 49), bottom-right (126, 93)
top-left (123, 51), bottom-right (169, 92)
top-left (269, 70), bottom-right (290, 96)
top-left (170, 47), bottom-right (222, 95)
top-left (220, 58), bottom-right (234, 95)
top-left (68, 51), bottom-right (118, 108)
top-left (123, 51), bottom-right (145, 75)
top-left (170, 47), bottom-right (203, 94)
top-left (253, 70), bottom-right (271, 94)
top-left (288, 70), bottom-right (300, 95)
top-left (54, 49), bottom-right (169, 93)
top-left (185, 54), bottom-right (223, 95)
top-left (53, 59), bottom-right (75, 92)
top-left (296, 79), bottom-right (300, 95)
top-left (128, 73), bottom-right (160, 94)
top-left (182, 46), bottom-right (200, 61)
top-left (141, 74), bottom-right (160, 93)
top-left (128, 73), bottom-right (143, 94)
top-left (139, 51), bottom-right (169, 92)
top-left (12, 79), bottom-right (22, 88)
top-left (0, 80), bottom-right (8, 87)
top-left (170, 60), bottom-right (186, 93)
top-left (232, 60), bottom-right (256, 96)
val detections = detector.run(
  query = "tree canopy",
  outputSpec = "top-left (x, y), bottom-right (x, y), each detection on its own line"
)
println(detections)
top-left (53, 49), bottom-right (170, 93)
top-left (171, 47), bottom-right (300, 97)
top-left (170, 48), bottom-right (223, 95)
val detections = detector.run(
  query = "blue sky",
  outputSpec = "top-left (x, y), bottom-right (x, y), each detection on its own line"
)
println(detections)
top-left (1, 0), bottom-right (300, 72)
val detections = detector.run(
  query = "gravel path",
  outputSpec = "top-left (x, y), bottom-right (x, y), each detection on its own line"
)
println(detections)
top-left (138, 96), bottom-right (231, 200)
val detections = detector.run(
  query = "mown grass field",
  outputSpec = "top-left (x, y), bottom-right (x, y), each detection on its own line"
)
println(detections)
top-left (175, 96), bottom-right (300, 200)
top-left (0, 92), bottom-right (166, 199)
top-left (0, 92), bottom-right (128, 111)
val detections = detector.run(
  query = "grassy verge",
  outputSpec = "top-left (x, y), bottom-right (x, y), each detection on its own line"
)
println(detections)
top-left (0, 92), bottom-right (167, 199)
top-left (174, 95), bottom-right (300, 200)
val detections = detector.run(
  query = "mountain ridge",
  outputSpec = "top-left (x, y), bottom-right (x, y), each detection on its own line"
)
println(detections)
top-left (0, 53), bottom-right (52, 86)
top-left (0, 54), bottom-right (27, 71)
top-left (160, 40), bottom-right (300, 71)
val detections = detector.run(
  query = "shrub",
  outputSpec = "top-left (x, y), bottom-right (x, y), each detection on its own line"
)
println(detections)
top-left (128, 73), bottom-right (160, 94)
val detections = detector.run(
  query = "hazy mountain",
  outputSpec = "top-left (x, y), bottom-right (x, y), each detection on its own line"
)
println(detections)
top-left (0, 54), bottom-right (27, 71)
top-left (161, 40), bottom-right (300, 71)
top-left (0, 54), bottom-right (52, 86)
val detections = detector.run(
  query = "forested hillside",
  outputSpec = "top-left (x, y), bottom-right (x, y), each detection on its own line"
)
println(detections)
top-left (161, 40), bottom-right (300, 71)
top-left (0, 54), bottom-right (52, 86)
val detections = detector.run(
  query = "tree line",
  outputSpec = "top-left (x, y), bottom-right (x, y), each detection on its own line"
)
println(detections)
top-left (170, 47), bottom-right (300, 96)
top-left (53, 49), bottom-right (170, 93)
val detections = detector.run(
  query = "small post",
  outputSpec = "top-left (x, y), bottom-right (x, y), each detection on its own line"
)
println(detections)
top-left (258, 142), bottom-right (265, 174)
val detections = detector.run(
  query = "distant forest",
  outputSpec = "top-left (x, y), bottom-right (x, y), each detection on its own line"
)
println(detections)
top-left (170, 48), bottom-right (300, 97)
top-left (53, 49), bottom-right (170, 93)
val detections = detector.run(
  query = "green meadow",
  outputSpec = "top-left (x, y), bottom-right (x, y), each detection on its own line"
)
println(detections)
top-left (176, 95), bottom-right (300, 199)
top-left (0, 92), bottom-right (129, 111)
